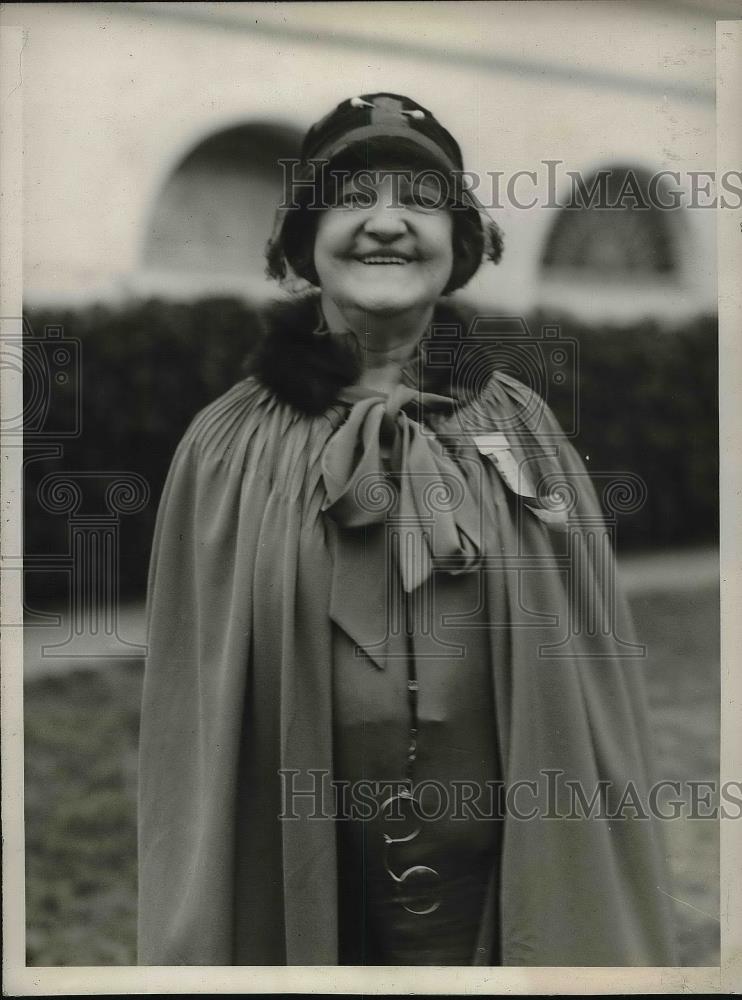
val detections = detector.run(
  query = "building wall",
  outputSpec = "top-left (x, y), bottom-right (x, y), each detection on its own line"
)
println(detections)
top-left (5, 1), bottom-right (719, 321)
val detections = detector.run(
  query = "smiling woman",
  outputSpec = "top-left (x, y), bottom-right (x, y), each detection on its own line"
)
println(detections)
top-left (137, 93), bottom-right (677, 967)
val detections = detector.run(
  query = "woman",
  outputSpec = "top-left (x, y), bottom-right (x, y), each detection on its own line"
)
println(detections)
top-left (138, 93), bottom-right (676, 966)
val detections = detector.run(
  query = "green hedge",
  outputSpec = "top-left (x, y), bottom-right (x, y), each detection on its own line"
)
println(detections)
top-left (532, 310), bottom-right (718, 550)
top-left (23, 298), bottom-right (717, 601)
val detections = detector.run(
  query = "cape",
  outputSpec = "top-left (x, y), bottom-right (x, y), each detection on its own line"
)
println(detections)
top-left (138, 293), bottom-right (677, 966)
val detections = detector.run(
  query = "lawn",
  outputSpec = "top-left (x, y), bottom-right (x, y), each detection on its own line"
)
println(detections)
top-left (24, 661), bottom-right (141, 965)
top-left (23, 585), bottom-right (720, 966)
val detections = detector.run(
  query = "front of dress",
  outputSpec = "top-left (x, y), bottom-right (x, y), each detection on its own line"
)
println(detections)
top-left (315, 380), bottom-right (510, 962)
top-left (333, 558), bottom-right (506, 965)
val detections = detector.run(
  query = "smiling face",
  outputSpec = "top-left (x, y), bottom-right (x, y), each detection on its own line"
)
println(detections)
top-left (313, 170), bottom-right (454, 317)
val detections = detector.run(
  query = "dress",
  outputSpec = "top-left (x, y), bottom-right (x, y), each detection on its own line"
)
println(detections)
top-left (333, 562), bottom-right (505, 965)
top-left (138, 297), bottom-right (678, 966)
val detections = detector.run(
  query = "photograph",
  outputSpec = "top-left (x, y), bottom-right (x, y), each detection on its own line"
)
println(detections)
top-left (1, 1), bottom-right (739, 994)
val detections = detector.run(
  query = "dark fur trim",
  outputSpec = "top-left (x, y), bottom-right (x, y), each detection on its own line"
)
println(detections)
top-left (246, 293), bottom-right (482, 416)
top-left (245, 295), bottom-right (362, 416)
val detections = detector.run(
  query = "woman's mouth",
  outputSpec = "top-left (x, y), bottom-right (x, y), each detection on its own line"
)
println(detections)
top-left (353, 254), bottom-right (416, 265)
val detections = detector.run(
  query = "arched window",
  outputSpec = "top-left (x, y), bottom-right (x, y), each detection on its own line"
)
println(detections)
top-left (143, 123), bottom-right (302, 282)
top-left (540, 165), bottom-right (680, 280)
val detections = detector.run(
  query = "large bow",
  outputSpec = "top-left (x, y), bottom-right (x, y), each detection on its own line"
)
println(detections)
top-left (321, 384), bottom-right (482, 667)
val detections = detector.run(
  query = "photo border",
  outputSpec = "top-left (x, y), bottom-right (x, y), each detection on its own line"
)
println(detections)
top-left (1, 8), bottom-right (740, 996)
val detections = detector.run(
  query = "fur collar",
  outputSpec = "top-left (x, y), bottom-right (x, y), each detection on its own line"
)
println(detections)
top-left (246, 293), bottom-right (481, 416)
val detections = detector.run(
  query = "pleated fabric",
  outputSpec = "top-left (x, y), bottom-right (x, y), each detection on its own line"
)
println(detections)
top-left (138, 370), bottom-right (677, 966)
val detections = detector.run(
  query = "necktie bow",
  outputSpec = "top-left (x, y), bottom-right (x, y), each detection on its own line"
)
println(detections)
top-left (321, 384), bottom-right (482, 595)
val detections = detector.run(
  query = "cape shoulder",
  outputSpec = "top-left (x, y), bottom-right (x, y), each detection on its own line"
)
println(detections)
top-left (177, 377), bottom-right (283, 460)
top-left (473, 368), bottom-right (576, 464)
top-left (160, 376), bottom-right (343, 532)
top-left (468, 370), bottom-right (596, 523)
top-left (169, 364), bottom-right (575, 481)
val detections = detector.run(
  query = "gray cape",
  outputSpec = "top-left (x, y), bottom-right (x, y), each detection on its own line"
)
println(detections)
top-left (138, 324), bottom-right (677, 966)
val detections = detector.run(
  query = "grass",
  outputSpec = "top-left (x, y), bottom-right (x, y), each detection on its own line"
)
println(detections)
top-left (24, 662), bottom-right (141, 966)
top-left (23, 585), bottom-right (720, 966)
top-left (630, 585), bottom-right (721, 966)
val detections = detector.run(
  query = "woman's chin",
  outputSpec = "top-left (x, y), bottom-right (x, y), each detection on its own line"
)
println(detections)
top-left (338, 285), bottom-right (438, 316)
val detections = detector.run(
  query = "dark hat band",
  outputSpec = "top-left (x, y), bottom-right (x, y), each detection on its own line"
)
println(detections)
top-left (306, 123), bottom-right (461, 175)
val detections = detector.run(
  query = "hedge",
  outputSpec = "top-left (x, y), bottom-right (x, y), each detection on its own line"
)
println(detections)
top-left (22, 298), bottom-right (718, 602)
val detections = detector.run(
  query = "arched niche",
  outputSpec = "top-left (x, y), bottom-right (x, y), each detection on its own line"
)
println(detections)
top-left (540, 164), bottom-right (686, 282)
top-left (142, 122), bottom-right (302, 284)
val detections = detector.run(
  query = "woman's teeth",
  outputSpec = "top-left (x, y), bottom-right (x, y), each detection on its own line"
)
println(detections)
top-left (359, 257), bottom-right (409, 264)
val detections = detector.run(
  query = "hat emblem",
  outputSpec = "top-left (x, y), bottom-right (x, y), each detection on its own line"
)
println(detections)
top-left (349, 95), bottom-right (425, 121)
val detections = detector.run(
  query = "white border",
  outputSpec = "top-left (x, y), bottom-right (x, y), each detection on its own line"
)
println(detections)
top-left (717, 17), bottom-right (742, 999)
top-left (1, 21), bottom-right (27, 997)
top-left (2, 9), bottom-right (741, 997)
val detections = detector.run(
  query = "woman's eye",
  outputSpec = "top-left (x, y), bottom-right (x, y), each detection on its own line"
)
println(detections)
top-left (339, 190), bottom-right (375, 209)
top-left (405, 185), bottom-right (446, 210)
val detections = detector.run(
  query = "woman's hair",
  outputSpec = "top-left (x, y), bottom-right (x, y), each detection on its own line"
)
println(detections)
top-left (266, 136), bottom-right (503, 295)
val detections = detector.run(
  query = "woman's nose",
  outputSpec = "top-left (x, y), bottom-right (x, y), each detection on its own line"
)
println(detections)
top-left (362, 203), bottom-right (408, 240)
